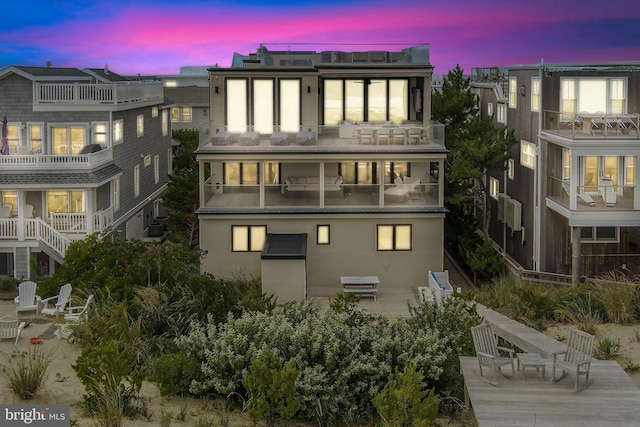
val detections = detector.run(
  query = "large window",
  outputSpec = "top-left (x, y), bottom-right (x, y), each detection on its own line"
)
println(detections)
top-left (508, 76), bottom-right (517, 108)
top-left (625, 157), bottom-right (636, 186)
top-left (323, 79), bottom-right (409, 125)
top-left (521, 141), bottom-right (536, 169)
top-left (232, 225), bottom-right (266, 252)
top-left (253, 79), bottom-right (274, 134)
top-left (560, 78), bottom-right (627, 115)
top-left (280, 79), bottom-right (300, 132)
top-left (51, 125), bottom-right (86, 155)
top-left (46, 190), bottom-right (85, 217)
top-left (581, 227), bottom-right (619, 243)
top-left (531, 77), bottom-right (540, 112)
top-left (377, 224), bottom-right (412, 251)
top-left (227, 79), bottom-right (248, 133)
top-left (224, 162), bottom-right (258, 185)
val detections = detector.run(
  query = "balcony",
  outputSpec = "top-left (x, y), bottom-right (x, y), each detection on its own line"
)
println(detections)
top-left (0, 148), bottom-right (112, 170)
top-left (543, 111), bottom-right (640, 141)
top-left (197, 123), bottom-right (446, 152)
top-left (33, 81), bottom-right (163, 111)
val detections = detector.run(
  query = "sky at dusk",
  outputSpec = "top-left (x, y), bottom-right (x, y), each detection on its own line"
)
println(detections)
top-left (1, 0), bottom-right (639, 76)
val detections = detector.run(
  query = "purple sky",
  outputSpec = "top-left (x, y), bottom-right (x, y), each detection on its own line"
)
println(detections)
top-left (1, 0), bottom-right (639, 75)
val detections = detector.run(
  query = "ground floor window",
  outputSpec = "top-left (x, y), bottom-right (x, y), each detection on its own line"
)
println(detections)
top-left (232, 225), bottom-right (267, 252)
top-left (377, 224), bottom-right (412, 251)
top-left (1, 191), bottom-right (17, 210)
top-left (580, 226), bottom-right (619, 243)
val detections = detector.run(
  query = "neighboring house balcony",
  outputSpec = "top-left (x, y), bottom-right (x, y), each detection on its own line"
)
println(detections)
top-left (33, 81), bottom-right (164, 111)
top-left (198, 123), bottom-right (445, 150)
top-left (0, 147), bottom-right (112, 170)
top-left (543, 111), bottom-right (640, 142)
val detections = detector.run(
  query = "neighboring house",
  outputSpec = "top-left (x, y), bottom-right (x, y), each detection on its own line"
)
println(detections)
top-left (164, 86), bottom-right (210, 131)
top-left (474, 62), bottom-right (640, 281)
top-left (196, 44), bottom-right (447, 302)
top-left (0, 65), bottom-right (172, 279)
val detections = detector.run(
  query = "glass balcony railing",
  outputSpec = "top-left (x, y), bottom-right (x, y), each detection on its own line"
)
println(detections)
top-left (543, 111), bottom-right (640, 140)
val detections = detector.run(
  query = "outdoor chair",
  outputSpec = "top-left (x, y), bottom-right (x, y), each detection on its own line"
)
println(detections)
top-left (41, 283), bottom-right (72, 316)
top-left (56, 294), bottom-right (93, 340)
top-left (471, 323), bottom-right (515, 385)
top-left (14, 280), bottom-right (41, 315)
top-left (0, 316), bottom-right (26, 345)
top-left (552, 328), bottom-right (595, 391)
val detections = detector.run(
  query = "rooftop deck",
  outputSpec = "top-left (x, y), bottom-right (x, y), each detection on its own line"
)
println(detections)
top-left (543, 111), bottom-right (640, 141)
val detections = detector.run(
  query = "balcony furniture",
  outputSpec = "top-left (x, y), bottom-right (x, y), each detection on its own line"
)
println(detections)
top-left (561, 180), bottom-right (595, 207)
top-left (79, 143), bottom-right (103, 154)
top-left (270, 132), bottom-right (290, 146)
top-left (392, 127), bottom-right (406, 144)
top-left (590, 112), bottom-right (612, 135)
top-left (407, 127), bottom-right (424, 144)
top-left (14, 281), bottom-right (41, 315)
top-left (284, 176), bottom-right (343, 196)
top-left (552, 328), bottom-right (594, 391)
top-left (238, 131), bottom-right (260, 146)
top-left (0, 316), bottom-right (26, 345)
top-left (340, 276), bottom-right (379, 301)
top-left (516, 353), bottom-right (546, 380)
top-left (210, 131), bottom-right (234, 146)
top-left (599, 178), bottom-right (617, 207)
top-left (41, 283), bottom-right (72, 317)
top-left (376, 127), bottom-right (392, 145)
top-left (295, 131), bottom-right (316, 145)
top-left (25, 205), bottom-right (34, 218)
top-left (471, 323), bottom-right (515, 385)
top-left (0, 204), bottom-right (11, 218)
top-left (359, 127), bottom-right (375, 144)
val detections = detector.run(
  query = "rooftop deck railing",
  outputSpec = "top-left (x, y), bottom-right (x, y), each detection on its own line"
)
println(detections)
top-left (34, 81), bottom-right (163, 106)
top-left (543, 110), bottom-right (640, 140)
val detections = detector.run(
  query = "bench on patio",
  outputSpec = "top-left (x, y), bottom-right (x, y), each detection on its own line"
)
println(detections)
top-left (340, 276), bottom-right (379, 301)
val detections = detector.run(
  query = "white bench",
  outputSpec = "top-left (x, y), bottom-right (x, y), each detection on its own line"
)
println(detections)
top-left (340, 276), bottom-right (379, 301)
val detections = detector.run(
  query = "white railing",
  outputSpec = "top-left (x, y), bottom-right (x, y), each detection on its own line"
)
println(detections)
top-left (34, 82), bottom-right (163, 106)
top-left (0, 218), bottom-right (71, 259)
top-left (0, 149), bottom-right (111, 169)
top-left (49, 209), bottom-right (113, 234)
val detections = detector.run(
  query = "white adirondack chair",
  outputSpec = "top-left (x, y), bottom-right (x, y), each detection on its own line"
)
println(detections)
top-left (41, 283), bottom-right (72, 316)
top-left (552, 328), bottom-right (595, 391)
top-left (56, 294), bottom-right (94, 340)
top-left (471, 323), bottom-right (515, 385)
top-left (14, 280), bottom-right (41, 315)
top-left (0, 316), bottom-right (26, 345)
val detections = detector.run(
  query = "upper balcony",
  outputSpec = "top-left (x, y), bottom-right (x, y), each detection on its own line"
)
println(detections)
top-left (0, 147), bottom-right (112, 171)
top-left (197, 122), bottom-right (445, 154)
top-left (33, 81), bottom-right (164, 111)
top-left (543, 110), bottom-right (640, 142)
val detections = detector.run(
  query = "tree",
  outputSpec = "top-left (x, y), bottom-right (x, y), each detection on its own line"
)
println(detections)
top-left (163, 167), bottom-right (200, 246)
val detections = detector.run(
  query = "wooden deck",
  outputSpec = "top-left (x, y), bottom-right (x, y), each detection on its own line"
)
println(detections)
top-left (461, 356), bottom-right (640, 426)
top-left (464, 305), bottom-right (640, 426)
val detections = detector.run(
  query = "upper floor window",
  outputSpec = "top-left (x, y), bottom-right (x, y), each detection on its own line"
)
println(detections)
top-left (521, 141), bottom-right (536, 169)
top-left (51, 125), bottom-right (86, 155)
top-left (253, 79), bottom-right (274, 134)
top-left (508, 159), bottom-right (515, 180)
top-left (154, 155), bottom-right (160, 184)
top-left (232, 225), bottom-right (266, 252)
top-left (224, 162), bottom-right (258, 185)
top-left (181, 107), bottom-right (192, 122)
top-left (134, 165), bottom-right (140, 197)
top-left (563, 148), bottom-right (571, 180)
top-left (170, 107), bottom-right (179, 123)
top-left (113, 120), bottom-right (123, 145)
top-left (162, 110), bottom-right (168, 136)
top-left (625, 157), bottom-right (636, 186)
top-left (46, 190), bottom-right (84, 218)
top-left (377, 224), bottom-right (412, 251)
top-left (92, 122), bottom-right (108, 147)
top-left (137, 115), bottom-right (144, 137)
top-left (487, 102), bottom-right (494, 118)
top-left (6, 123), bottom-right (20, 154)
top-left (28, 123), bottom-right (43, 153)
top-left (497, 104), bottom-right (507, 124)
top-left (531, 77), bottom-right (540, 112)
top-left (112, 177), bottom-right (120, 211)
top-left (560, 78), bottom-right (627, 116)
top-left (489, 177), bottom-right (499, 199)
top-left (317, 225), bottom-right (330, 245)
top-left (508, 76), bottom-right (517, 108)
top-left (227, 79), bottom-right (248, 133)
top-left (152, 106), bottom-right (159, 118)
top-left (280, 79), bottom-right (300, 132)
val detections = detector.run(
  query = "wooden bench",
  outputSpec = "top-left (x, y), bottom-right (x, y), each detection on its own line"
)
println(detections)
top-left (340, 276), bottom-right (379, 301)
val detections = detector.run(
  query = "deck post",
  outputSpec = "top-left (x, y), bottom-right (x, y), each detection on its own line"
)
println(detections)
top-left (571, 226), bottom-right (581, 283)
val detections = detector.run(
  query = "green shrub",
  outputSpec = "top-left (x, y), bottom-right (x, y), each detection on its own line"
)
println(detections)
top-left (150, 352), bottom-right (200, 396)
top-left (557, 296), bottom-right (602, 336)
top-left (593, 277), bottom-right (637, 324)
top-left (373, 363), bottom-right (439, 427)
top-left (242, 348), bottom-right (300, 426)
top-left (596, 338), bottom-right (621, 360)
top-left (2, 348), bottom-right (54, 400)
top-left (0, 277), bottom-right (19, 292)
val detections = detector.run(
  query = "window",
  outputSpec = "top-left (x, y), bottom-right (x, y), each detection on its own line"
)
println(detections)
top-left (580, 227), bottom-right (619, 243)
top-left (253, 79), bottom-right (274, 134)
top-left (508, 76), bottom-right (517, 108)
top-left (113, 120), bottom-right (123, 145)
top-left (112, 177), bottom-right (120, 211)
top-left (46, 190), bottom-right (84, 218)
top-left (560, 78), bottom-right (627, 115)
top-left (625, 156), bottom-right (636, 186)
top-left (152, 106), bottom-right (158, 118)
top-left (496, 104), bottom-right (506, 124)
top-left (227, 79), bottom-right (248, 133)
top-left (6, 123), bottom-right (20, 153)
top-left (520, 141), bottom-right (536, 169)
top-left (224, 162), bottom-right (258, 185)
top-left (170, 107), bottom-right (179, 123)
top-left (134, 165), bottom-right (140, 197)
top-left (531, 77), bottom-right (540, 112)
top-left (508, 159), bottom-right (515, 180)
top-left (143, 154), bottom-right (151, 167)
top-left (489, 177), bottom-right (499, 199)
top-left (280, 79), bottom-right (300, 132)
top-left (137, 115), bottom-right (144, 137)
top-left (51, 125), bottom-right (86, 154)
top-left (162, 110), bottom-right (168, 136)
top-left (317, 225), bottom-right (330, 245)
top-left (28, 123), bottom-right (43, 153)
top-left (92, 122), bottom-right (108, 147)
top-left (167, 148), bottom-right (173, 173)
top-left (181, 107), bottom-right (192, 123)
top-left (563, 149), bottom-right (571, 181)
top-left (487, 102), bottom-right (494, 118)
top-left (232, 225), bottom-right (266, 252)
top-left (377, 224), bottom-right (412, 251)
top-left (154, 155), bottom-right (160, 184)
top-left (1, 191), bottom-right (17, 210)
